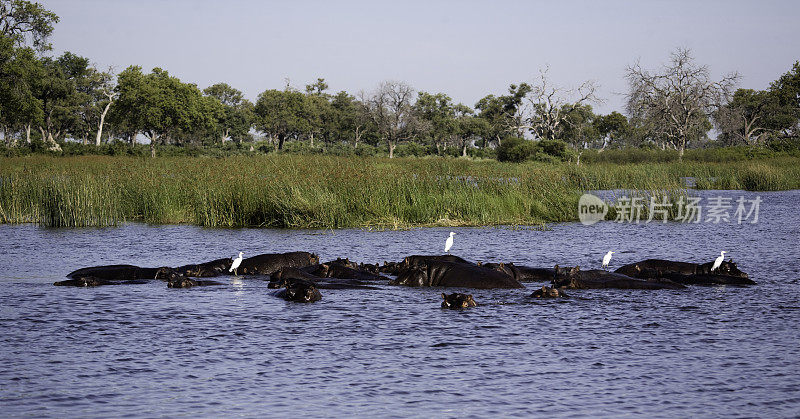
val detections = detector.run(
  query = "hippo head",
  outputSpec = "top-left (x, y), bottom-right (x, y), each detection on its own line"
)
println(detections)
top-left (717, 260), bottom-right (748, 278)
top-left (380, 261), bottom-right (403, 275)
top-left (441, 293), bottom-right (477, 309)
top-left (393, 266), bottom-right (428, 287)
top-left (358, 263), bottom-right (380, 275)
top-left (155, 267), bottom-right (180, 280)
top-left (316, 264), bottom-right (332, 277)
top-left (267, 275), bottom-right (290, 289)
top-left (286, 282), bottom-right (321, 303)
top-left (167, 277), bottom-right (198, 288)
top-left (532, 286), bottom-right (567, 298)
top-left (552, 265), bottom-right (580, 288)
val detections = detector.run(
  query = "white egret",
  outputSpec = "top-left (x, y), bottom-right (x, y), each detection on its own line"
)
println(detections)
top-left (711, 251), bottom-right (727, 272)
top-left (444, 232), bottom-right (456, 254)
top-left (602, 251), bottom-right (615, 270)
top-left (229, 251), bottom-right (244, 276)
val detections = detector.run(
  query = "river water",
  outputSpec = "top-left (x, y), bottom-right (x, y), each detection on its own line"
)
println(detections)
top-left (1, 190), bottom-right (799, 417)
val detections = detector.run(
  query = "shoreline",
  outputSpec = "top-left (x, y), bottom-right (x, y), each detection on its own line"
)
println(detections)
top-left (2, 155), bottom-right (798, 228)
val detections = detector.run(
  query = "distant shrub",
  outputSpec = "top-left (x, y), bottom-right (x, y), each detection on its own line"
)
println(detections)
top-left (394, 142), bottom-right (432, 157)
top-left (468, 147), bottom-right (496, 160)
top-left (496, 138), bottom-right (535, 162)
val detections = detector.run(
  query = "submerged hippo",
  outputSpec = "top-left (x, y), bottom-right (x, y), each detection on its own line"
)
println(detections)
top-left (480, 262), bottom-right (555, 283)
top-left (392, 260), bottom-right (523, 289)
top-left (441, 293), bottom-right (477, 309)
top-left (175, 258), bottom-right (233, 277)
top-left (274, 278), bottom-right (322, 303)
top-left (615, 258), bottom-right (753, 285)
top-left (530, 286), bottom-right (568, 298)
top-left (167, 277), bottom-right (225, 288)
top-left (304, 262), bottom-right (386, 282)
top-left (270, 267), bottom-right (381, 290)
top-left (54, 277), bottom-right (150, 287)
top-left (235, 252), bottom-right (319, 275)
top-left (553, 265), bottom-right (685, 290)
top-left (66, 265), bottom-right (176, 281)
top-left (381, 254), bottom-right (474, 275)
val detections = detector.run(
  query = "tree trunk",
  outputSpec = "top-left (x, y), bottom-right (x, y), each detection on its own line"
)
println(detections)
top-left (149, 133), bottom-right (157, 158)
top-left (310, 133), bottom-right (314, 147)
top-left (39, 127), bottom-right (62, 151)
top-left (25, 124), bottom-right (31, 144)
top-left (678, 144), bottom-right (685, 160)
top-left (388, 140), bottom-right (396, 158)
top-left (278, 135), bottom-right (285, 150)
top-left (354, 127), bottom-right (361, 148)
top-left (462, 142), bottom-right (468, 157)
top-left (96, 101), bottom-right (112, 146)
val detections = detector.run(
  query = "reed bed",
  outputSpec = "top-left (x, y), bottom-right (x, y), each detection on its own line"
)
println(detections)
top-left (1, 155), bottom-right (798, 228)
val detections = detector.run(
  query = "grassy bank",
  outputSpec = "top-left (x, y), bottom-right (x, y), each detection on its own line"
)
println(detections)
top-left (1, 155), bottom-right (798, 228)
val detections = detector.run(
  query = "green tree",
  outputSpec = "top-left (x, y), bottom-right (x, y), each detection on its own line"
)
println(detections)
top-left (558, 104), bottom-right (599, 148)
top-left (32, 52), bottom-right (96, 151)
top-left (592, 111), bottom-right (628, 148)
top-left (0, 0), bottom-right (59, 50)
top-left (768, 61), bottom-right (800, 137)
top-left (474, 83), bottom-right (530, 146)
top-left (112, 66), bottom-right (219, 157)
top-left (414, 91), bottom-right (457, 153)
top-left (203, 82), bottom-right (254, 143)
top-left (453, 105), bottom-right (488, 157)
top-left (0, 35), bottom-right (42, 145)
top-left (253, 89), bottom-right (310, 150)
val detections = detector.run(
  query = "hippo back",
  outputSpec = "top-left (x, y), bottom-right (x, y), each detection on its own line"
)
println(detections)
top-left (238, 252), bottom-right (319, 275)
top-left (403, 255), bottom-right (473, 267)
top-left (615, 259), bottom-right (698, 278)
top-left (175, 258), bottom-right (233, 277)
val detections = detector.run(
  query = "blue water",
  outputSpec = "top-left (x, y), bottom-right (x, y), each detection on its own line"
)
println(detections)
top-left (1, 190), bottom-right (799, 417)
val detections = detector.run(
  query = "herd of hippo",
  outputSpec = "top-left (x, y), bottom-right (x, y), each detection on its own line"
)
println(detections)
top-left (56, 251), bottom-right (755, 306)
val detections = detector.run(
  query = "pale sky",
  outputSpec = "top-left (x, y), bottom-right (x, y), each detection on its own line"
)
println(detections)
top-left (44, 0), bottom-right (799, 114)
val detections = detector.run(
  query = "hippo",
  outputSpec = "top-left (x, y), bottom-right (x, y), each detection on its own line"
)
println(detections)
top-left (324, 258), bottom-right (359, 270)
top-left (614, 259), bottom-right (753, 285)
top-left (380, 261), bottom-right (404, 275)
top-left (269, 267), bottom-right (320, 288)
top-left (391, 260), bottom-right (523, 289)
top-left (66, 265), bottom-right (176, 281)
top-left (480, 262), bottom-right (555, 283)
top-left (553, 265), bottom-right (685, 290)
top-left (441, 293), bottom-right (477, 309)
top-left (54, 277), bottom-right (150, 287)
top-left (270, 267), bottom-right (381, 290)
top-left (303, 262), bottom-right (386, 282)
top-left (274, 278), bottom-right (322, 303)
top-left (530, 286), bottom-right (568, 298)
top-left (175, 258), bottom-right (233, 277)
top-left (167, 277), bottom-right (225, 288)
top-left (381, 255), bottom-right (474, 275)
top-left (403, 255), bottom-right (474, 267)
top-left (357, 262), bottom-right (382, 275)
top-left (235, 252), bottom-right (319, 275)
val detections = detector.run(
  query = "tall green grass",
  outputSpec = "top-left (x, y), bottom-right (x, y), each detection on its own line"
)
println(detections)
top-left (1, 155), bottom-right (798, 228)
